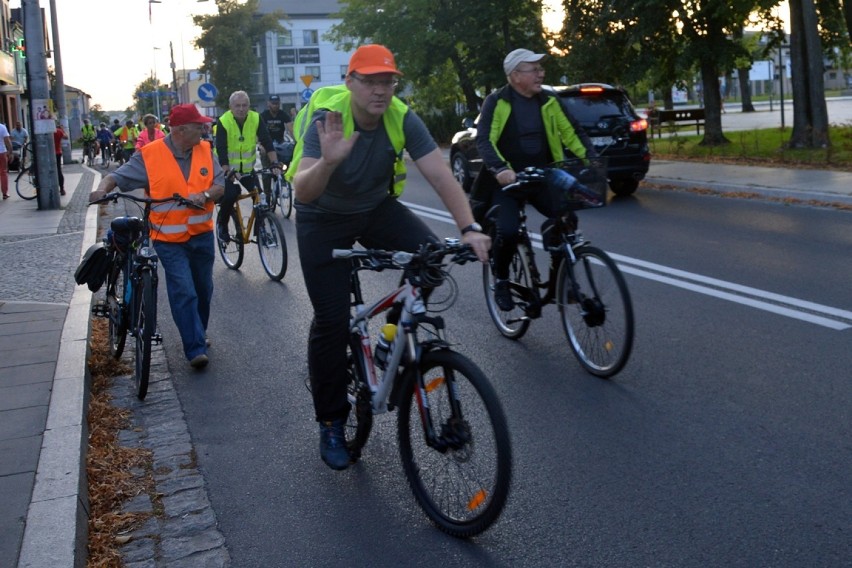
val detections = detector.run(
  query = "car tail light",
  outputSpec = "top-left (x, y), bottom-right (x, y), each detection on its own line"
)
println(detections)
top-left (630, 119), bottom-right (648, 132)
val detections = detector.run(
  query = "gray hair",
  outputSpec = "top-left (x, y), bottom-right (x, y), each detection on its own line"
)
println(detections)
top-left (229, 90), bottom-right (250, 105)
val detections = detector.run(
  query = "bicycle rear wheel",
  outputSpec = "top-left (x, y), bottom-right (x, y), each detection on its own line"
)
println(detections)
top-left (216, 209), bottom-right (244, 270)
top-left (134, 269), bottom-right (156, 400)
top-left (106, 262), bottom-right (128, 359)
top-left (15, 167), bottom-right (38, 200)
top-left (398, 349), bottom-right (512, 538)
top-left (277, 178), bottom-right (293, 219)
top-left (483, 235), bottom-right (532, 339)
top-left (557, 245), bottom-right (634, 378)
top-left (256, 211), bottom-right (287, 281)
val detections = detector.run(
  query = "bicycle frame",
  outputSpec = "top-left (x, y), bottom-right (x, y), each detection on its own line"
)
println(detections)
top-left (228, 171), bottom-right (274, 241)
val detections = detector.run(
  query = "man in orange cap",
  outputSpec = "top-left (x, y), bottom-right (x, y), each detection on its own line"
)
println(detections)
top-left (290, 44), bottom-right (491, 470)
top-left (90, 104), bottom-right (225, 370)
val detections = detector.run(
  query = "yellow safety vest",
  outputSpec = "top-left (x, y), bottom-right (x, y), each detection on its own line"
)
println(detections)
top-left (217, 111), bottom-right (260, 173)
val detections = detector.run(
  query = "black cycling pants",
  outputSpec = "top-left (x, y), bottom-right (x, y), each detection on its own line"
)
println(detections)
top-left (296, 197), bottom-right (436, 422)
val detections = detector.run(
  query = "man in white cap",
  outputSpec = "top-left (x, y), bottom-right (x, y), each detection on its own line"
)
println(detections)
top-left (474, 48), bottom-right (595, 311)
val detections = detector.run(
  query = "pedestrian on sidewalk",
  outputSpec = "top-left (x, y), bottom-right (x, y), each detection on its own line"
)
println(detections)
top-left (89, 104), bottom-right (225, 369)
top-left (53, 121), bottom-right (68, 195)
top-left (0, 121), bottom-right (11, 199)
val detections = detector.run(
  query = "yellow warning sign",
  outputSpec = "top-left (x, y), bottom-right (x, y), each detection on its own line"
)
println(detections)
top-left (301, 75), bottom-right (313, 88)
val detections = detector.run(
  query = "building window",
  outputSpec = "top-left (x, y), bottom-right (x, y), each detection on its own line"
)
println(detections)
top-left (303, 30), bottom-right (319, 46)
top-left (305, 66), bottom-right (321, 81)
top-left (340, 65), bottom-right (348, 80)
top-left (277, 30), bottom-right (292, 47)
top-left (279, 67), bottom-right (295, 83)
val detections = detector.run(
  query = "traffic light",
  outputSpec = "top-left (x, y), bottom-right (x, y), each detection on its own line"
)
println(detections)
top-left (14, 38), bottom-right (25, 58)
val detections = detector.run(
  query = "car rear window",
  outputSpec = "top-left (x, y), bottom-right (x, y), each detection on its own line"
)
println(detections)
top-left (560, 93), bottom-right (632, 123)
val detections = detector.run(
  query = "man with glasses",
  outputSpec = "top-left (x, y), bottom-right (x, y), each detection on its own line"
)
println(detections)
top-left (474, 48), bottom-right (596, 311)
top-left (289, 44), bottom-right (491, 471)
top-left (215, 90), bottom-right (281, 242)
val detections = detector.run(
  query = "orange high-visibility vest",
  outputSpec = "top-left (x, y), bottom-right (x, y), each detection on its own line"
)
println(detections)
top-left (141, 139), bottom-right (215, 242)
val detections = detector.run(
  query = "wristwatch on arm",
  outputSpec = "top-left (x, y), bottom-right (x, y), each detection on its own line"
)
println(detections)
top-left (461, 222), bottom-right (482, 235)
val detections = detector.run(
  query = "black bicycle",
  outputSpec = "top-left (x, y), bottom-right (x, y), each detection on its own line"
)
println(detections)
top-left (15, 143), bottom-right (38, 200)
top-left (83, 139), bottom-right (97, 167)
top-left (90, 191), bottom-right (202, 399)
top-left (482, 158), bottom-right (635, 378)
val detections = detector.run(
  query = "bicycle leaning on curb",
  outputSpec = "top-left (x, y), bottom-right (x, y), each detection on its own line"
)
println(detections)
top-left (482, 157), bottom-right (635, 378)
top-left (90, 191), bottom-right (202, 400)
top-left (335, 239), bottom-right (512, 537)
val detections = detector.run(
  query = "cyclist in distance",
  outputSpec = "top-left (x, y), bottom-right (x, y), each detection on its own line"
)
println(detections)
top-left (474, 48), bottom-right (596, 311)
top-left (81, 118), bottom-right (97, 160)
top-left (215, 90), bottom-right (281, 242)
top-left (290, 43), bottom-right (491, 471)
top-left (259, 94), bottom-right (292, 192)
top-left (88, 104), bottom-right (225, 369)
top-left (136, 114), bottom-right (165, 149)
top-left (96, 123), bottom-right (114, 163)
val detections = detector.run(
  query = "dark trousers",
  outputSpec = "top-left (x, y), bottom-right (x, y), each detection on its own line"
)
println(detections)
top-left (217, 175), bottom-right (254, 228)
top-left (55, 153), bottom-right (64, 191)
top-left (296, 197), bottom-right (437, 422)
top-left (491, 184), bottom-right (562, 279)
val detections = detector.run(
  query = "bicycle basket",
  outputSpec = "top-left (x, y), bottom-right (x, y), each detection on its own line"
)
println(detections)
top-left (549, 157), bottom-right (608, 210)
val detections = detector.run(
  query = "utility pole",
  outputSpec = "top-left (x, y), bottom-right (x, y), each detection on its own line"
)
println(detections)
top-left (48, 0), bottom-right (70, 164)
top-left (22, 0), bottom-right (60, 210)
top-left (170, 41), bottom-right (179, 104)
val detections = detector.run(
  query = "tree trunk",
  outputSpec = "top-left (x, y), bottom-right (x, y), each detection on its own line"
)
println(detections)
top-left (844, 0), bottom-right (852, 39)
top-left (787, 0), bottom-right (831, 148)
top-left (699, 60), bottom-right (729, 146)
top-left (738, 67), bottom-right (755, 112)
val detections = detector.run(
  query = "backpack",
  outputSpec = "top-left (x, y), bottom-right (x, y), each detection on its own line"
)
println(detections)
top-left (74, 242), bottom-right (112, 292)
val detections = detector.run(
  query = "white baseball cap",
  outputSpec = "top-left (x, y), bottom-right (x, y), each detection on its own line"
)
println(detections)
top-left (503, 48), bottom-right (547, 75)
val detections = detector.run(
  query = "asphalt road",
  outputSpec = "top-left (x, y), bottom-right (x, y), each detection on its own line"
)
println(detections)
top-left (153, 165), bottom-right (851, 567)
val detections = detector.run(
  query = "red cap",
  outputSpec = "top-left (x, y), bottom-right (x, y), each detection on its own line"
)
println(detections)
top-left (347, 44), bottom-right (403, 76)
top-left (168, 104), bottom-right (213, 127)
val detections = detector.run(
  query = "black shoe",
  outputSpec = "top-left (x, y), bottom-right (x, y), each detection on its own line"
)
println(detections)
top-left (319, 419), bottom-right (350, 470)
top-left (60, 189), bottom-right (66, 196)
top-left (217, 225), bottom-right (230, 243)
top-left (494, 280), bottom-right (514, 311)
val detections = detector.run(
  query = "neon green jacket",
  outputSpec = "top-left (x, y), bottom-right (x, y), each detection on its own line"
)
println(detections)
top-left (218, 111), bottom-right (260, 173)
top-left (286, 87), bottom-right (408, 196)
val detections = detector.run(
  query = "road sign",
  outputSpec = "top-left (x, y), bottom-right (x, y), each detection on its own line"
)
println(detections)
top-left (300, 74), bottom-right (314, 88)
top-left (300, 88), bottom-right (314, 103)
top-left (198, 83), bottom-right (218, 102)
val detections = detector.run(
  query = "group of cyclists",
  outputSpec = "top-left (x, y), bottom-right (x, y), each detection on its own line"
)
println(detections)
top-left (81, 115), bottom-right (181, 168)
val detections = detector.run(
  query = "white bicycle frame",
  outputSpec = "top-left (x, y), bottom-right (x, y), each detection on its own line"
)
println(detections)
top-left (333, 249), bottom-right (431, 415)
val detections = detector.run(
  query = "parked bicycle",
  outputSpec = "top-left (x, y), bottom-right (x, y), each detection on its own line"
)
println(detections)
top-left (335, 239), bottom-right (512, 537)
top-left (15, 143), bottom-right (37, 200)
top-left (90, 191), bottom-right (201, 400)
top-left (482, 157), bottom-right (634, 377)
top-left (216, 168), bottom-right (288, 281)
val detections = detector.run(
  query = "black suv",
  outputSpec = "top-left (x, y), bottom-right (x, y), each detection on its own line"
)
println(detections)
top-left (449, 83), bottom-right (651, 196)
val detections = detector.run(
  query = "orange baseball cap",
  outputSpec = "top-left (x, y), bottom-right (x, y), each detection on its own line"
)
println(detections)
top-left (347, 44), bottom-right (403, 76)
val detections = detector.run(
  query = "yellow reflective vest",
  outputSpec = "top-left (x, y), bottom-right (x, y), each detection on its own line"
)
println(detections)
top-left (286, 87), bottom-right (408, 196)
top-left (217, 111), bottom-right (260, 173)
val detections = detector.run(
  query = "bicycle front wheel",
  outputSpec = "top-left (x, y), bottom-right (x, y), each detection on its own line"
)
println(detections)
top-left (216, 209), bottom-right (244, 270)
top-left (15, 167), bottom-right (38, 200)
top-left (134, 269), bottom-right (156, 400)
top-left (256, 211), bottom-right (287, 281)
top-left (483, 235), bottom-right (532, 339)
top-left (106, 262), bottom-right (128, 359)
top-left (398, 349), bottom-right (512, 538)
top-left (277, 178), bottom-right (293, 219)
top-left (557, 245), bottom-right (634, 378)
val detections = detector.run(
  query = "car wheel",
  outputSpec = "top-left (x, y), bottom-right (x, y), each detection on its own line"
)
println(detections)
top-left (609, 178), bottom-right (639, 197)
top-left (451, 153), bottom-right (472, 192)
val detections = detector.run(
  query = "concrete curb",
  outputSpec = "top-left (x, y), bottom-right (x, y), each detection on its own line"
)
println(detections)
top-left (17, 175), bottom-right (99, 568)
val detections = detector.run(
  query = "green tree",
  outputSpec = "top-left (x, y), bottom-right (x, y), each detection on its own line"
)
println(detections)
top-left (133, 76), bottom-right (173, 120)
top-left (193, 0), bottom-right (284, 109)
top-left (327, 0), bottom-right (545, 114)
top-left (88, 104), bottom-right (111, 126)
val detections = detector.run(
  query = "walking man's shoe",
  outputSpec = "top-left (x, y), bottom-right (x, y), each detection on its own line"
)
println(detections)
top-left (190, 353), bottom-right (209, 369)
top-left (319, 419), bottom-right (350, 470)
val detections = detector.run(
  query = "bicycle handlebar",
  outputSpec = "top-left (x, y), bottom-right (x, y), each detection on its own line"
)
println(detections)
top-left (89, 191), bottom-right (204, 210)
top-left (500, 163), bottom-right (604, 208)
top-left (333, 239), bottom-right (478, 272)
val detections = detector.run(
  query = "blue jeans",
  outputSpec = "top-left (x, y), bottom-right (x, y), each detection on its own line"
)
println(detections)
top-left (296, 197), bottom-right (437, 422)
top-left (154, 231), bottom-right (215, 360)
